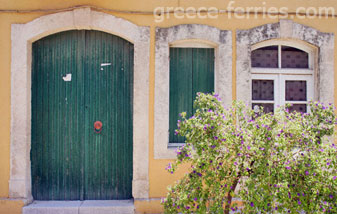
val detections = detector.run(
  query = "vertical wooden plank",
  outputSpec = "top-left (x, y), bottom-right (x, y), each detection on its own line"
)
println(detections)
top-left (120, 38), bottom-right (133, 199)
top-left (78, 30), bottom-right (86, 201)
top-left (123, 38), bottom-right (134, 199)
top-left (43, 38), bottom-right (50, 199)
top-left (83, 30), bottom-right (91, 200)
top-left (105, 34), bottom-right (114, 200)
top-left (112, 35), bottom-right (119, 199)
top-left (31, 38), bottom-right (39, 200)
top-left (49, 33), bottom-right (57, 199)
top-left (116, 35), bottom-right (123, 199)
top-left (83, 30), bottom-right (93, 199)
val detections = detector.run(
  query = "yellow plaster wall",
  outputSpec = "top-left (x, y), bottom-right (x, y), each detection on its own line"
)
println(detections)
top-left (134, 199), bottom-right (163, 214)
top-left (0, 13), bottom-right (11, 200)
top-left (1, 0), bottom-right (337, 13)
top-left (0, 199), bottom-right (24, 214)
top-left (1, 1), bottom-right (337, 213)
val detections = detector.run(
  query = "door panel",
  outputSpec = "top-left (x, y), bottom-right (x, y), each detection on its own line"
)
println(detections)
top-left (83, 31), bottom-right (133, 200)
top-left (31, 30), bottom-right (133, 200)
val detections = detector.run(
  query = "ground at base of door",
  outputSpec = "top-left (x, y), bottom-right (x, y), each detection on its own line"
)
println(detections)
top-left (22, 200), bottom-right (134, 214)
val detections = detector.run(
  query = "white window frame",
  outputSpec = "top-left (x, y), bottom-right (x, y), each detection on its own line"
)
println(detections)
top-left (251, 40), bottom-right (315, 113)
top-left (280, 75), bottom-right (314, 109)
top-left (251, 74), bottom-right (279, 111)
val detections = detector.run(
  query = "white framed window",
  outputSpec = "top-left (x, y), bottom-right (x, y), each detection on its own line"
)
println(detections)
top-left (251, 40), bottom-right (315, 113)
top-left (154, 25), bottom-right (232, 159)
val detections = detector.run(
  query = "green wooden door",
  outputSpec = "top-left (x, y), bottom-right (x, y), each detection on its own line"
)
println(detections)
top-left (31, 30), bottom-right (133, 200)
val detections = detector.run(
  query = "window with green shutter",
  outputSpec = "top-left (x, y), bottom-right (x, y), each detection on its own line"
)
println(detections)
top-left (169, 47), bottom-right (214, 143)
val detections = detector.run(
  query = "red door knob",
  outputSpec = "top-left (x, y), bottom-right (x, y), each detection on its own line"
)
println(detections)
top-left (94, 121), bottom-right (103, 133)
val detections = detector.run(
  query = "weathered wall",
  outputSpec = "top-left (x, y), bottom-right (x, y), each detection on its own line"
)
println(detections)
top-left (2, 0), bottom-right (337, 13)
top-left (1, 0), bottom-right (337, 213)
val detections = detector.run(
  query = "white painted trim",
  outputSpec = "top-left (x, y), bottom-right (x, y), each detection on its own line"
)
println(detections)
top-left (236, 20), bottom-right (334, 107)
top-left (10, 8), bottom-right (150, 202)
top-left (154, 24), bottom-right (232, 159)
top-left (252, 68), bottom-right (313, 75)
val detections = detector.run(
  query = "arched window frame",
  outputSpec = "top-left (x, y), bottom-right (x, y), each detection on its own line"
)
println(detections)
top-left (251, 39), bottom-right (317, 113)
top-left (154, 24), bottom-right (232, 159)
top-left (236, 20), bottom-right (334, 112)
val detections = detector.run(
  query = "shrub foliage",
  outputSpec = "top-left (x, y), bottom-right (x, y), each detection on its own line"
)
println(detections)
top-left (162, 93), bottom-right (337, 214)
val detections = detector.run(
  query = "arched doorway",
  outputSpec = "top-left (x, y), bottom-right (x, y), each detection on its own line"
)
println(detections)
top-left (31, 30), bottom-right (133, 200)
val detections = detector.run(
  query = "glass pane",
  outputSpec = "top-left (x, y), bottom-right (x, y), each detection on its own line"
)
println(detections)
top-left (287, 104), bottom-right (307, 113)
top-left (252, 103), bottom-right (274, 114)
top-left (252, 80), bottom-right (274, 100)
top-left (251, 46), bottom-right (278, 68)
top-left (285, 81), bottom-right (306, 101)
top-left (281, 46), bottom-right (309, 69)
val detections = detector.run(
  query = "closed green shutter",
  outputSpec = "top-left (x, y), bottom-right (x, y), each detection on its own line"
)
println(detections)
top-left (169, 48), bottom-right (214, 143)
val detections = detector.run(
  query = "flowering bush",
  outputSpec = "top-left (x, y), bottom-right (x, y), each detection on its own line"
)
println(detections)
top-left (162, 93), bottom-right (337, 214)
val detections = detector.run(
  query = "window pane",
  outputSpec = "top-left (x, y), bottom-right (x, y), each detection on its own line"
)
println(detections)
top-left (252, 80), bottom-right (274, 100)
top-left (252, 103), bottom-right (274, 114)
top-left (285, 80), bottom-right (307, 101)
top-left (281, 46), bottom-right (309, 69)
top-left (287, 104), bottom-right (307, 113)
top-left (251, 46), bottom-right (278, 68)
